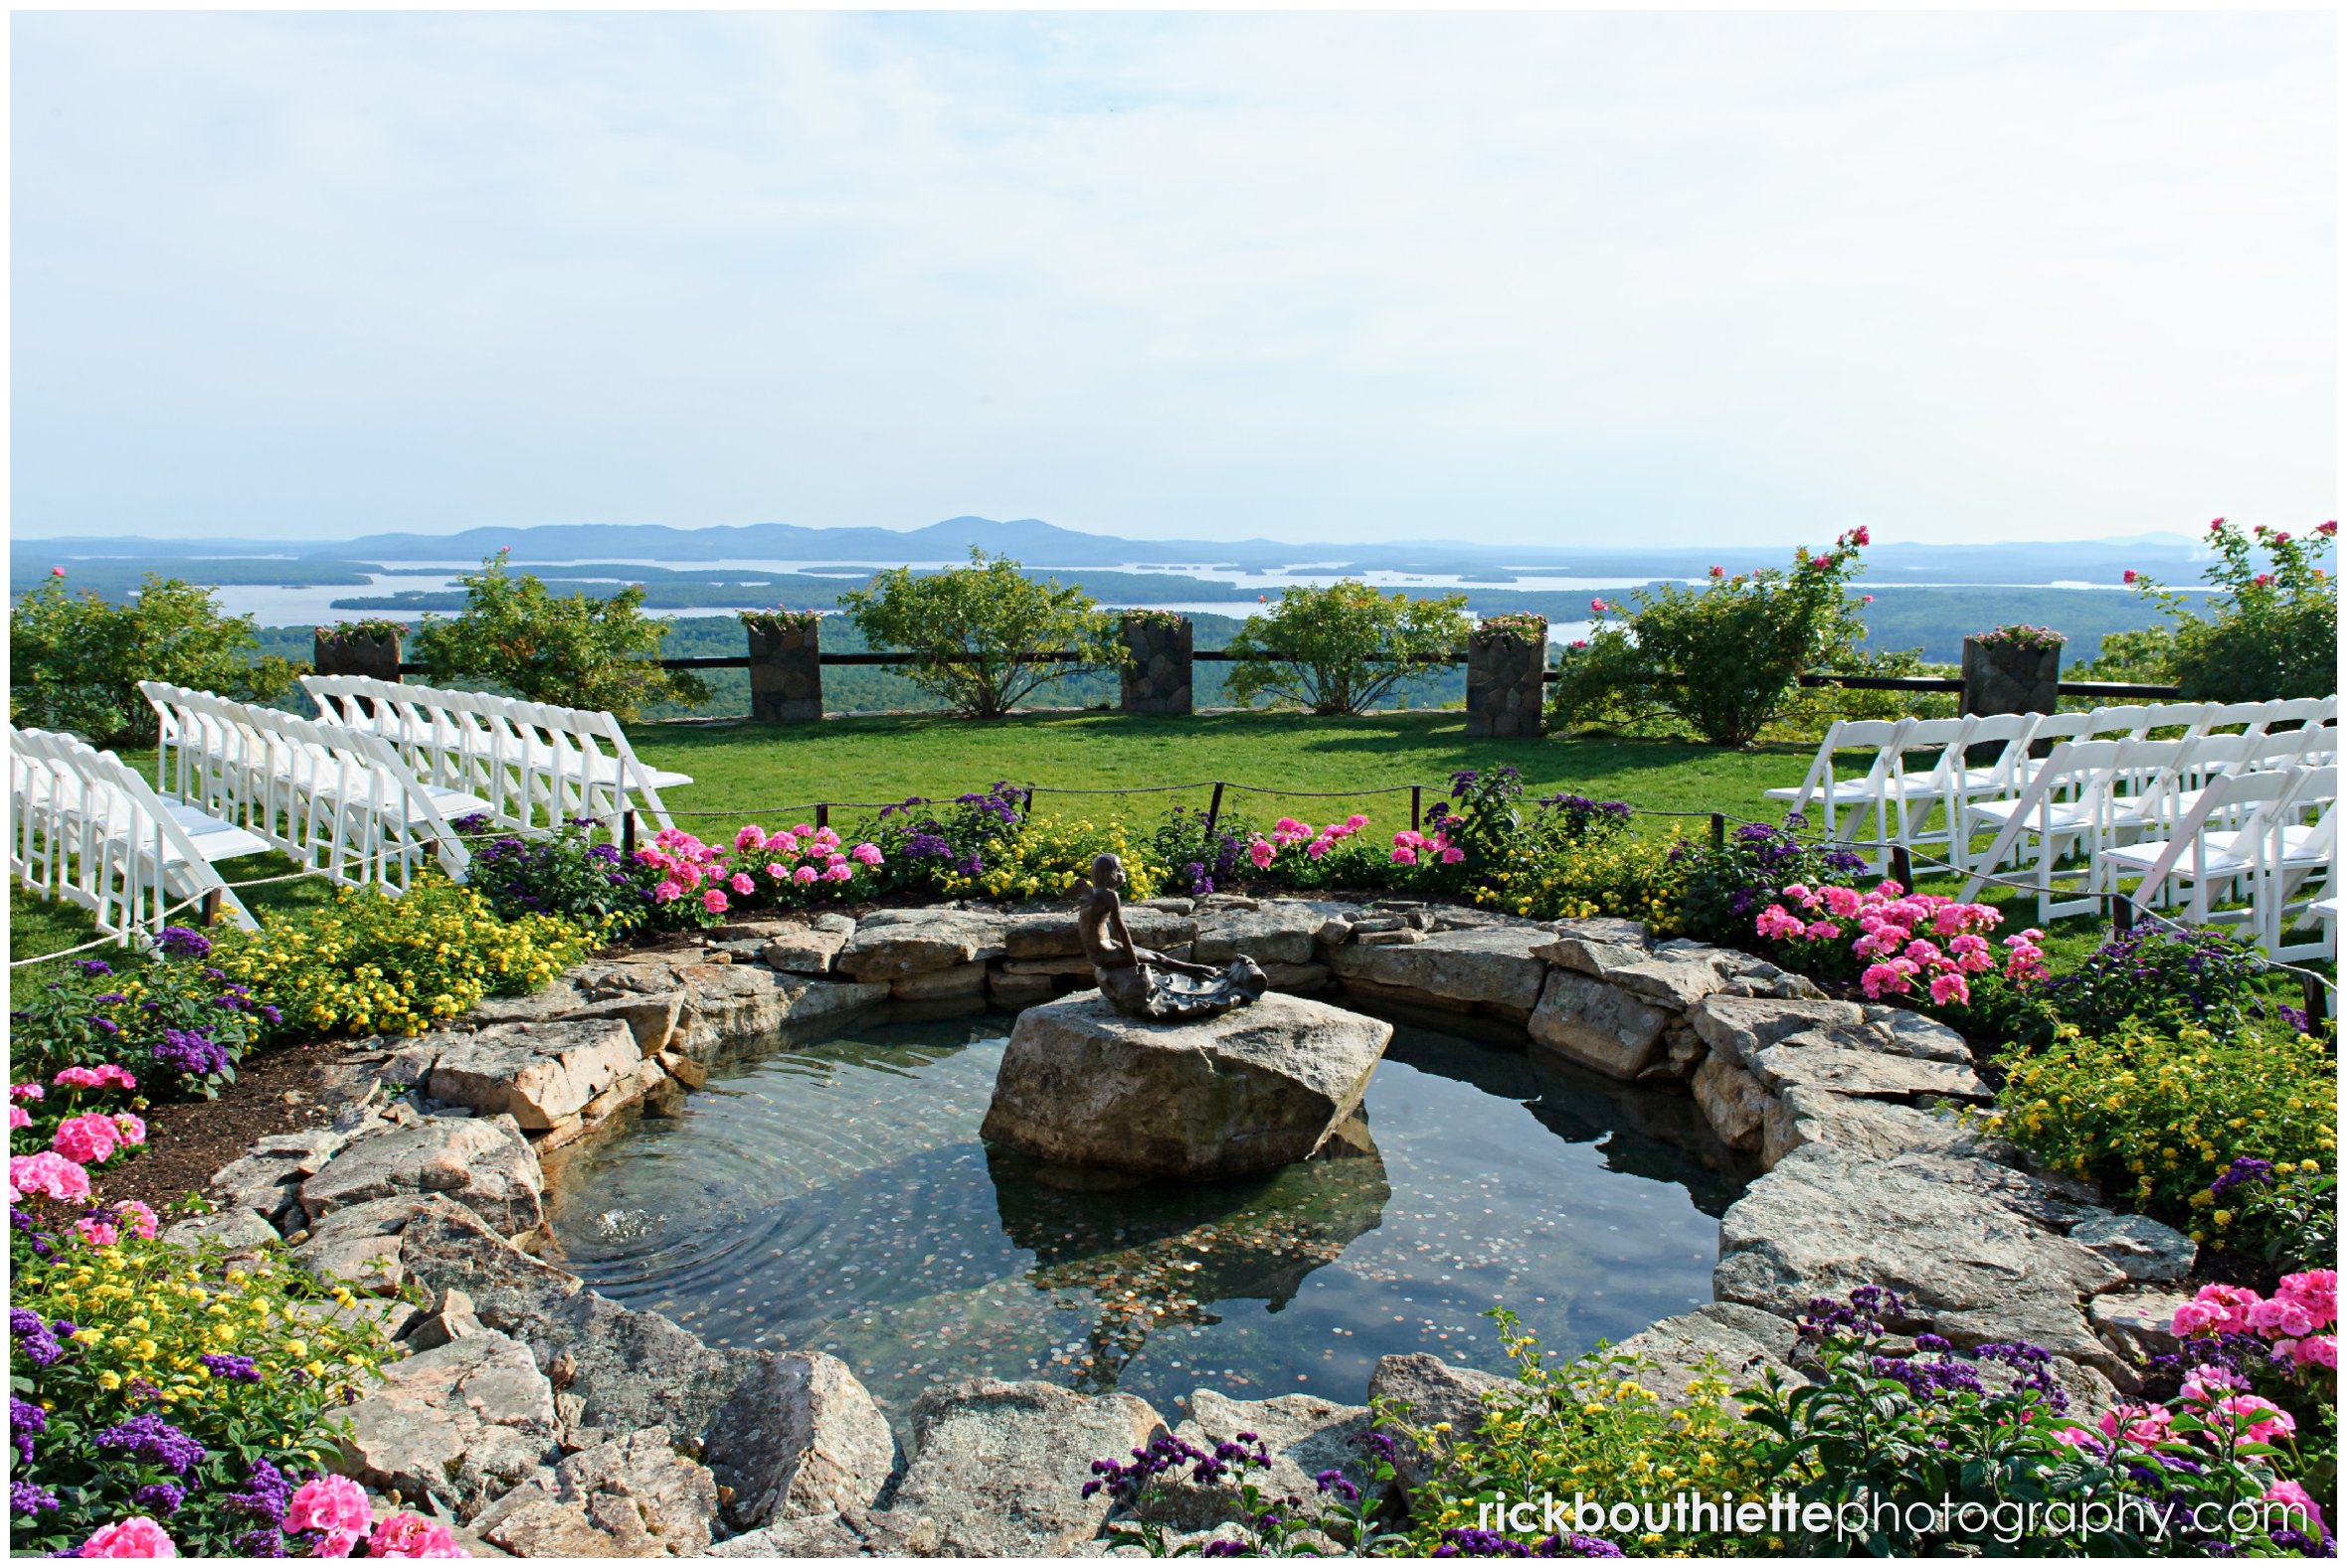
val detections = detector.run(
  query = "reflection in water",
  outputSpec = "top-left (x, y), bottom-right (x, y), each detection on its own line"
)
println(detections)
top-left (542, 1008), bottom-right (1739, 1419)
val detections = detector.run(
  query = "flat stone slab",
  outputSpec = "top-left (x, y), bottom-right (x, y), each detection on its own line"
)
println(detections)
top-left (890, 1378), bottom-right (1167, 1557)
top-left (837, 910), bottom-right (1007, 980)
top-left (1328, 925), bottom-right (1551, 1013)
top-left (335, 1328), bottom-right (561, 1519)
top-left (762, 925), bottom-right (854, 974)
top-left (1191, 902), bottom-right (1355, 965)
top-left (982, 991), bottom-right (1392, 1179)
top-left (2071, 1213), bottom-right (2196, 1283)
top-left (1747, 1031), bottom-right (1993, 1102)
top-left (704, 1352), bottom-right (900, 1531)
top-left (427, 1019), bottom-right (643, 1131)
top-left (1689, 995), bottom-right (1869, 1072)
top-left (1760, 1085), bottom-right (2001, 1170)
top-left (299, 1116), bottom-right (545, 1235)
top-left (1528, 970), bottom-right (1670, 1080)
top-left (1611, 1303), bottom-right (1804, 1409)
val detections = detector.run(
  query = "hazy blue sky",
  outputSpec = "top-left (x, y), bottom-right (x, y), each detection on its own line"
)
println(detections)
top-left (11, 11), bottom-right (2336, 549)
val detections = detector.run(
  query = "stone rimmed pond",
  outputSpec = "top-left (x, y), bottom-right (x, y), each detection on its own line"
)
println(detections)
top-left (540, 1003), bottom-right (1749, 1419)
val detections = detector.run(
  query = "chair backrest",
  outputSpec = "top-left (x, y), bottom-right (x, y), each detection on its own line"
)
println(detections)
top-left (2108, 736), bottom-right (2198, 822)
top-left (1951, 712), bottom-right (2039, 794)
top-left (2121, 767), bottom-right (2300, 906)
top-left (143, 680), bottom-right (468, 890)
top-left (2134, 701), bottom-right (2209, 736)
top-left (302, 673), bottom-right (673, 834)
top-left (2263, 695), bottom-right (2334, 730)
top-left (1779, 718), bottom-right (1909, 822)
top-left (2183, 699), bottom-right (2272, 739)
top-left (8, 726), bottom-right (258, 938)
top-left (2023, 710), bottom-right (2098, 756)
top-left (2083, 705), bottom-right (2154, 741)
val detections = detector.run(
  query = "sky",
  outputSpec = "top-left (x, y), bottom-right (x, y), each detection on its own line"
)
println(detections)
top-left (9, 10), bottom-right (2338, 550)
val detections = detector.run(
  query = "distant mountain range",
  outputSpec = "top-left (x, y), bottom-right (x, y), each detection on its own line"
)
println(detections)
top-left (11, 514), bottom-right (2211, 586)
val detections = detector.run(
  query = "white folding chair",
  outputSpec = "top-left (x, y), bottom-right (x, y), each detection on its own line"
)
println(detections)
top-left (143, 681), bottom-right (474, 891)
top-left (1878, 716), bottom-right (1979, 862)
top-left (2099, 767), bottom-right (2333, 947)
top-left (8, 726), bottom-right (262, 940)
top-left (1960, 739), bottom-right (2128, 922)
top-left (1762, 719), bottom-right (1910, 870)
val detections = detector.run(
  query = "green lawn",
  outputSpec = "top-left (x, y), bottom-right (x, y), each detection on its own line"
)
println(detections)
top-left (626, 712), bottom-right (1819, 831)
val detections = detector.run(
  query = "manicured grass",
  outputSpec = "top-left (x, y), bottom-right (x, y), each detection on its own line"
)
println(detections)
top-left (626, 712), bottom-right (1820, 833)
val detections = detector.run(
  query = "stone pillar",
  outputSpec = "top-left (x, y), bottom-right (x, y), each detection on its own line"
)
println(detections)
top-left (313, 624), bottom-right (403, 684)
top-left (1119, 612), bottom-right (1192, 717)
top-left (1959, 635), bottom-right (2061, 719)
top-left (1465, 616), bottom-right (1548, 738)
top-left (746, 614), bottom-right (823, 723)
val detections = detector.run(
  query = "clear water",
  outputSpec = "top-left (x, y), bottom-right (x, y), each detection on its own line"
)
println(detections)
top-left (540, 1007), bottom-right (1745, 1420)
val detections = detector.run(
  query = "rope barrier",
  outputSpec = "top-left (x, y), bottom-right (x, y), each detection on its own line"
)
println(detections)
top-left (8, 892), bottom-right (210, 967)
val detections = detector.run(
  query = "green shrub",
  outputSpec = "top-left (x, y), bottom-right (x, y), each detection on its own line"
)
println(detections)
top-left (1224, 581), bottom-right (1472, 716)
top-left (8, 572), bottom-right (305, 746)
top-left (2122, 519), bottom-right (2337, 701)
top-left (2073, 624), bottom-right (2178, 687)
top-left (409, 551), bottom-right (709, 719)
top-left (1550, 534), bottom-right (1872, 748)
top-left (836, 550), bottom-right (1119, 719)
top-left (1478, 827), bottom-right (1690, 930)
top-left (220, 876), bottom-right (600, 1037)
top-left (1764, 647), bottom-right (1956, 740)
top-left (459, 816), bottom-right (660, 931)
top-left (1995, 1017), bottom-right (2337, 1252)
top-left (8, 930), bottom-right (269, 1101)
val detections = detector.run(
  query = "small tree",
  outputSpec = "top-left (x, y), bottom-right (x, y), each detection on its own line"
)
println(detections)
top-left (408, 551), bottom-right (708, 719)
top-left (2119, 518), bottom-right (2336, 701)
top-left (835, 549), bottom-right (1118, 719)
top-left (9, 570), bottom-right (304, 745)
top-left (1549, 532), bottom-right (1871, 748)
top-left (1224, 582), bottom-right (1472, 716)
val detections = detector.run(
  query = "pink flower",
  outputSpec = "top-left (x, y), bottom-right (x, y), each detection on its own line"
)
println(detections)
top-left (794, 865), bottom-right (819, 885)
top-left (1860, 594), bottom-right (1874, 604)
top-left (2265, 1481), bottom-right (2325, 1541)
top-left (96, 1066), bottom-right (136, 1090)
top-left (283, 1476), bottom-right (373, 1557)
top-left (2254, 573), bottom-right (2274, 588)
top-left (2096, 1404), bottom-right (2172, 1446)
top-left (1569, 639), bottom-right (1587, 650)
top-left (1803, 921), bottom-right (1839, 942)
top-left (2287, 1334), bottom-right (2336, 1370)
top-left (770, 832), bottom-right (800, 858)
top-left (700, 888), bottom-right (729, 915)
top-left (1821, 885), bottom-right (1862, 918)
top-left (1248, 838), bottom-right (1275, 870)
top-left (113, 1198), bottom-right (158, 1240)
top-left (7, 1106), bottom-right (27, 1132)
top-left (766, 862), bottom-right (788, 879)
top-left (11, 1151), bottom-right (92, 1202)
top-left (1390, 846), bottom-right (1418, 865)
top-left (77, 1218), bottom-right (121, 1247)
top-left (654, 879), bottom-right (683, 902)
top-left (1755, 906), bottom-right (1806, 942)
top-left (1709, 566), bottom-right (1724, 579)
top-left (1344, 814), bottom-right (1367, 831)
top-left (54, 1067), bottom-right (104, 1090)
top-left (2190, 1283), bottom-right (2261, 1335)
top-left (367, 1513), bottom-right (467, 1559)
top-left (1588, 598), bottom-right (1607, 614)
top-left (50, 567), bottom-right (67, 579)
top-left (2277, 1270), bottom-right (2337, 1329)
top-left (851, 842), bottom-right (883, 867)
top-left (2170, 1300), bottom-right (2221, 1337)
top-left (2122, 569), bottom-right (2138, 585)
top-left (729, 872), bottom-right (756, 896)
top-left (1439, 846), bottom-right (1465, 865)
top-left (1861, 961), bottom-right (1911, 999)
top-left (1305, 839), bottom-right (1330, 860)
top-left (823, 864), bottom-right (852, 882)
top-left (111, 1113), bottom-right (145, 1148)
top-left (734, 824), bottom-right (768, 853)
top-left (2051, 1424), bottom-right (2096, 1450)
top-left (10, 1083), bottom-right (44, 1103)
top-left (790, 822), bottom-right (814, 838)
top-left (54, 1114), bottom-right (122, 1166)
top-left (2248, 1297), bottom-right (2316, 1339)
top-left (1928, 972), bottom-right (1970, 1007)
top-left (78, 1516), bottom-right (178, 1557)
top-left (2210, 516), bottom-right (2226, 532)
top-left (2212, 1394), bottom-right (2294, 1444)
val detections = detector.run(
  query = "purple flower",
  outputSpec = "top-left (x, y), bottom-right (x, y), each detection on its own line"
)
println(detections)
top-left (11, 1396), bottom-right (48, 1466)
top-left (225, 1458), bottom-right (298, 1521)
top-left (10, 1311), bottom-right (67, 1369)
top-left (2210, 1156), bottom-right (2276, 1198)
top-left (153, 1028), bottom-right (230, 1079)
top-left (132, 1481), bottom-right (186, 1516)
top-left (199, 1353), bottom-right (262, 1383)
top-left (1313, 1468), bottom-right (1359, 1502)
top-left (10, 1481), bottom-right (57, 1516)
top-left (94, 1413), bottom-right (206, 1475)
top-left (73, 958), bottom-right (113, 977)
top-left (155, 927), bottom-right (212, 959)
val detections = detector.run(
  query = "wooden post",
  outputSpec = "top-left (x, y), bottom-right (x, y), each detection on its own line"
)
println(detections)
top-left (2302, 972), bottom-right (2328, 1028)
top-left (1410, 785), bottom-right (1423, 833)
top-left (814, 802), bottom-right (829, 832)
top-left (200, 890), bottom-right (222, 929)
top-left (1890, 845), bottom-right (1913, 890)
top-left (1710, 812), bottom-right (1725, 852)
top-left (2111, 897), bottom-right (2136, 939)
top-left (1203, 782), bottom-right (1226, 839)
top-left (622, 811), bottom-right (637, 859)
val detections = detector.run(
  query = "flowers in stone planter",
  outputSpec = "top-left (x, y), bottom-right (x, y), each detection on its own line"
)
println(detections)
top-left (1971, 623), bottom-right (2067, 651)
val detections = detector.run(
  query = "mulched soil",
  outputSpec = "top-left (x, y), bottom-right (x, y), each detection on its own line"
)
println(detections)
top-left (104, 1038), bottom-right (360, 1219)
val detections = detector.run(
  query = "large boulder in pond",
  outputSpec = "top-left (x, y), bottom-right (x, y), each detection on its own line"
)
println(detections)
top-left (981, 991), bottom-right (1391, 1180)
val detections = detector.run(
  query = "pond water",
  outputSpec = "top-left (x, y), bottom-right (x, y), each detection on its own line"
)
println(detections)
top-left (540, 1007), bottom-right (1746, 1421)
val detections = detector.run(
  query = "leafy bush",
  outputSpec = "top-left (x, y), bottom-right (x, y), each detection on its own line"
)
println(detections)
top-left (855, 783), bottom-right (1033, 895)
top-left (1479, 829), bottom-right (1689, 930)
top-left (1764, 647), bottom-right (1955, 740)
top-left (220, 877), bottom-right (599, 1037)
top-left (6, 1237), bottom-right (396, 1557)
top-left (2074, 624), bottom-right (2178, 687)
top-left (409, 550), bottom-right (709, 720)
top-left (1550, 534), bottom-right (1872, 748)
top-left (2033, 926), bottom-right (2270, 1038)
top-left (926, 811), bottom-right (1170, 904)
top-left (460, 816), bottom-right (660, 931)
top-left (1742, 1287), bottom-right (2323, 1556)
top-left (1996, 1018), bottom-right (2337, 1252)
top-left (2122, 518), bottom-right (2338, 701)
top-left (1225, 582), bottom-right (1472, 716)
top-left (9, 572), bottom-right (304, 746)
top-left (8, 930), bottom-right (271, 1101)
top-left (836, 550), bottom-right (1119, 719)
top-left (1670, 816), bottom-right (1867, 950)
top-left (2211, 1158), bottom-right (2338, 1276)
top-left (1150, 803), bottom-right (1258, 899)
top-left (1383, 1308), bottom-right (1769, 1557)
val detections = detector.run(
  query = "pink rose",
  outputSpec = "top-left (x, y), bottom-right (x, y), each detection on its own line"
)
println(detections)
top-left (729, 872), bottom-right (756, 896)
top-left (2123, 569), bottom-right (2138, 585)
top-left (366, 1512), bottom-right (467, 1559)
top-left (2277, 1270), bottom-right (2337, 1329)
top-left (283, 1476), bottom-right (373, 1557)
top-left (78, 1516), bottom-right (178, 1557)
top-left (2264, 1481), bottom-right (2325, 1541)
top-left (700, 888), bottom-right (729, 915)
top-left (53, 1114), bottom-right (121, 1166)
top-left (794, 865), bottom-right (819, 885)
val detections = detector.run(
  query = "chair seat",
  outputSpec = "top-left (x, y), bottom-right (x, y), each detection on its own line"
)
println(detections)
top-left (2097, 839), bottom-right (2252, 879)
top-left (1966, 798), bottom-right (2092, 833)
top-left (1762, 779), bottom-right (1885, 804)
top-left (2205, 827), bottom-right (2333, 869)
top-left (161, 802), bottom-right (272, 863)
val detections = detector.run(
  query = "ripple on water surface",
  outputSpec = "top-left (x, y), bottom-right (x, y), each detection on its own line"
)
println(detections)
top-left (540, 1008), bottom-right (1746, 1420)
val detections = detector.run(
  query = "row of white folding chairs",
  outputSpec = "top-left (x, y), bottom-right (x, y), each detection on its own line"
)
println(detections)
top-left (1956, 734), bottom-right (2337, 923)
top-left (8, 725), bottom-right (263, 940)
top-left (1768, 697), bottom-right (2338, 876)
top-left (141, 682), bottom-right (475, 892)
top-left (2096, 765), bottom-right (2338, 961)
top-left (299, 674), bottom-right (687, 836)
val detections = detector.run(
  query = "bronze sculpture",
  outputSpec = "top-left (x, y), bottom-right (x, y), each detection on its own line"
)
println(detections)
top-left (1077, 852), bottom-right (1267, 1020)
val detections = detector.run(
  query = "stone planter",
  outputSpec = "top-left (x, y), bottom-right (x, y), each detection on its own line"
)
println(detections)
top-left (314, 627), bottom-right (403, 685)
top-left (1465, 619), bottom-right (1547, 738)
top-left (1119, 613), bottom-right (1192, 717)
top-left (1959, 635), bottom-right (2060, 719)
top-left (747, 617), bottom-right (822, 724)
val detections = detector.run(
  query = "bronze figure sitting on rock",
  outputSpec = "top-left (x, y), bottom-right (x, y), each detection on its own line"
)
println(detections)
top-left (1076, 853), bottom-right (1266, 1021)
